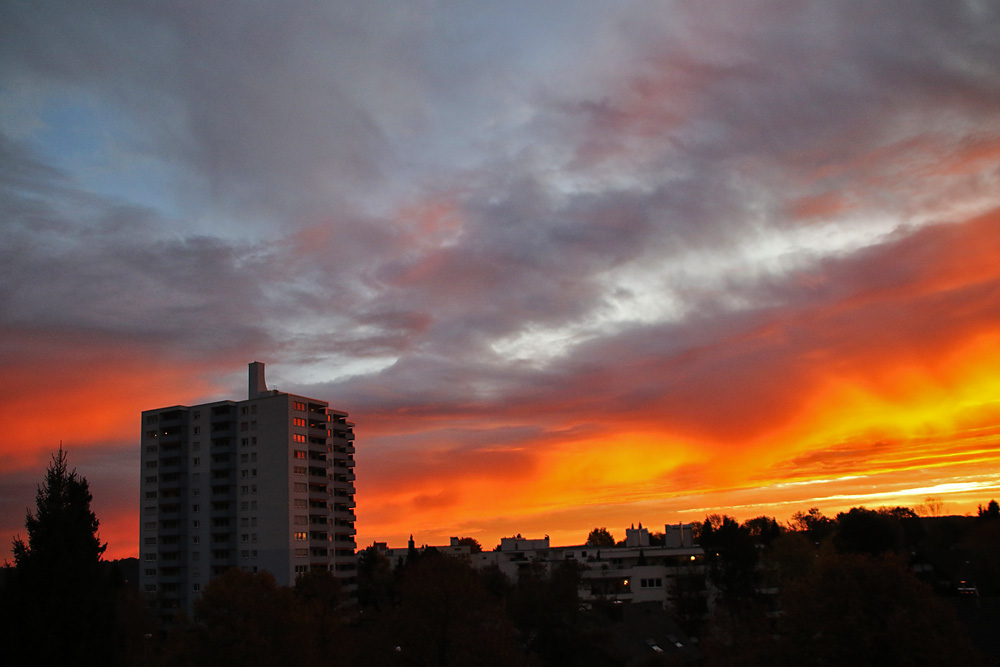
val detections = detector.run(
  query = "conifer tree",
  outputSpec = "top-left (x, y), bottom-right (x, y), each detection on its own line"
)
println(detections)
top-left (4, 447), bottom-right (114, 666)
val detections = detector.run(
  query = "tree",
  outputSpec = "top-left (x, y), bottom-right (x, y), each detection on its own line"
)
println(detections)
top-left (3, 448), bottom-right (116, 666)
top-left (776, 553), bottom-right (982, 666)
top-left (699, 515), bottom-right (759, 604)
top-left (587, 527), bottom-right (615, 547)
top-left (11, 447), bottom-right (107, 569)
top-left (182, 569), bottom-right (309, 667)
top-left (787, 507), bottom-right (835, 544)
top-left (743, 516), bottom-right (783, 548)
top-left (454, 536), bottom-right (483, 552)
top-left (977, 499), bottom-right (1000, 520)
top-left (833, 507), bottom-right (904, 556)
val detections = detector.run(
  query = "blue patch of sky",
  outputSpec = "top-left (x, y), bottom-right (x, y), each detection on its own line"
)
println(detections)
top-left (30, 96), bottom-right (186, 221)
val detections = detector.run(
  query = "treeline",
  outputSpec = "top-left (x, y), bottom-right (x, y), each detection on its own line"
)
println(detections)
top-left (692, 505), bottom-right (1000, 665)
top-left (4, 449), bottom-right (999, 665)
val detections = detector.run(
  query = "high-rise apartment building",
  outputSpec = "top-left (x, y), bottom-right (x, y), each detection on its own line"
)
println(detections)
top-left (139, 362), bottom-right (357, 617)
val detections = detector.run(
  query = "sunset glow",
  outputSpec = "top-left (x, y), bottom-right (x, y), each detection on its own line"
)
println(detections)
top-left (3, 2), bottom-right (1000, 561)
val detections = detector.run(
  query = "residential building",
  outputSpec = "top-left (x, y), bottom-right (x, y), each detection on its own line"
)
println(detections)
top-left (139, 362), bottom-right (357, 618)
top-left (373, 522), bottom-right (704, 612)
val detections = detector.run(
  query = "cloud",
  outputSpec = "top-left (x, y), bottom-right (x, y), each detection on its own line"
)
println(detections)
top-left (2, 1), bottom-right (1000, 557)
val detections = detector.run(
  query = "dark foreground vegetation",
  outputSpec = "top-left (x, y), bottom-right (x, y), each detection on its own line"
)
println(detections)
top-left (3, 450), bottom-right (1000, 665)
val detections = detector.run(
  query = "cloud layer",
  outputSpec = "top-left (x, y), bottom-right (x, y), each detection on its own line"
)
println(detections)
top-left (3, 1), bottom-right (1000, 556)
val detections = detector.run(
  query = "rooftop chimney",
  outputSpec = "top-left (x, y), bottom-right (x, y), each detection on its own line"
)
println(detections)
top-left (249, 361), bottom-right (267, 399)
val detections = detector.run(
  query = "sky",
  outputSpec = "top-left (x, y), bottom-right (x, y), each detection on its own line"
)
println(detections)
top-left (2, 1), bottom-right (1000, 560)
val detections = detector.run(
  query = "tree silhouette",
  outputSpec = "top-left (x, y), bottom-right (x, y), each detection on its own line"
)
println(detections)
top-left (699, 515), bottom-right (758, 604)
top-left (453, 536), bottom-right (483, 552)
top-left (587, 527), bottom-right (615, 547)
top-left (3, 448), bottom-right (115, 666)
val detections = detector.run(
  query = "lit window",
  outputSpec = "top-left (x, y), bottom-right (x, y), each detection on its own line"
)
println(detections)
top-left (294, 401), bottom-right (306, 411)
top-left (294, 450), bottom-right (307, 458)
top-left (293, 434), bottom-right (307, 443)
top-left (293, 417), bottom-right (307, 427)
top-left (294, 532), bottom-right (308, 540)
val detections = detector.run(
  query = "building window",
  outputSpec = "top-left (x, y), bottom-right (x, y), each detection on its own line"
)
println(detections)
top-left (294, 401), bottom-right (306, 411)
top-left (193, 520), bottom-right (200, 528)
top-left (241, 534), bottom-right (249, 543)
top-left (293, 434), bottom-right (307, 443)
top-left (193, 583), bottom-right (200, 592)
top-left (145, 476), bottom-right (157, 484)
top-left (144, 553), bottom-right (157, 561)
top-left (241, 422), bottom-right (249, 432)
top-left (294, 499), bottom-right (307, 508)
top-left (145, 568), bottom-right (156, 576)
top-left (193, 536), bottom-right (200, 544)
top-left (146, 445), bottom-right (157, 453)
top-left (294, 532), bottom-right (308, 541)
top-left (193, 426), bottom-right (200, 435)
top-left (193, 457), bottom-right (200, 466)
top-left (145, 491), bottom-right (157, 499)
top-left (146, 461), bottom-right (157, 468)
top-left (294, 482), bottom-right (308, 493)
top-left (144, 537), bottom-right (156, 545)
top-left (293, 417), bottom-right (307, 427)
top-left (294, 466), bottom-right (307, 475)
top-left (144, 522), bottom-right (157, 531)
top-left (295, 548), bottom-right (308, 557)
top-left (294, 450), bottom-right (307, 459)
top-left (192, 504), bottom-right (200, 512)
top-left (294, 515), bottom-right (308, 525)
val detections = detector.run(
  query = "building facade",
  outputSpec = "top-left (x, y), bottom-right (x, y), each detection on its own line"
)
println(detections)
top-left (375, 523), bottom-right (704, 612)
top-left (139, 362), bottom-right (357, 617)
